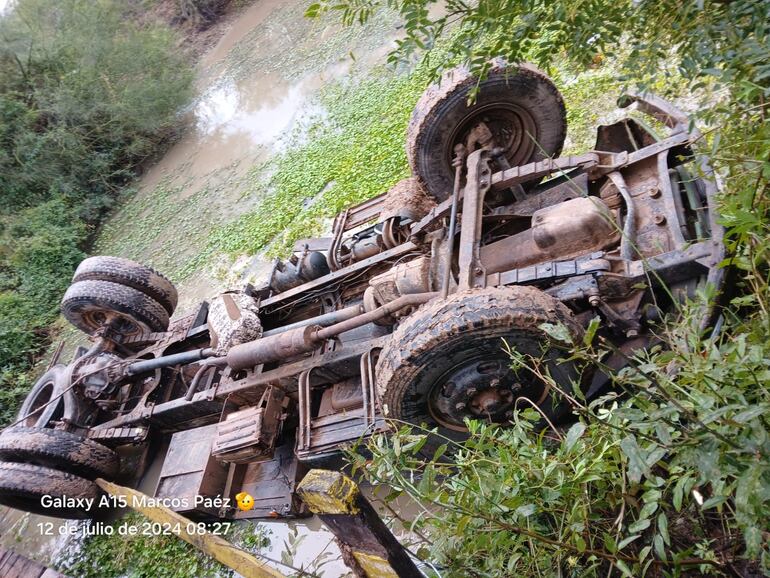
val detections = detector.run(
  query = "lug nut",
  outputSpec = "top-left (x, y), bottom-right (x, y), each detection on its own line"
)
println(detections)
top-left (455, 402), bottom-right (466, 411)
top-left (589, 295), bottom-right (601, 307)
top-left (654, 214), bottom-right (666, 225)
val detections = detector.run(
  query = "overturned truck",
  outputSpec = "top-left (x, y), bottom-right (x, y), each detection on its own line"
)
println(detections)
top-left (0, 62), bottom-right (724, 520)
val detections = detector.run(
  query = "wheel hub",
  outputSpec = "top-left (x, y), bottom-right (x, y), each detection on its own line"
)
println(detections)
top-left (428, 356), bottom-right (530, 431)
top-left (447, 103), bottom-right (538, 171)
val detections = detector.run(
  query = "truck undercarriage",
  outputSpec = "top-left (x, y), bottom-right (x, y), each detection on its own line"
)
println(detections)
top-left (0, 62), bottom-right (725, 521)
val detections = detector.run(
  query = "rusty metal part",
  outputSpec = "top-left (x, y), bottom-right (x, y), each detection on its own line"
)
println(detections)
top-left (486, 253), bottom-right (611, 286)
top-left (491, 153), bottom-right (600, 190)
top-left (326, 209), bottom-right (349, 272)
top-left (228, 293), bottom-right (436, 370)
top-left (656, 151), bottom-right (687, 248)
top-left (480, 197), bottom-right (618, 274)
top-left (126, 348), bottom-right (215, 376)
top-left (262, 303), bottom-right (364, 337)
top-left (607, 171), bottom-right (638, 260)
top-left (269, 249), bottom-right (330, 294)
top-left (297, 349), bottom-right (385, 460)
top-left (227, 325), bottom-right (319, 370)
top-left (457, 149), bottom-right (491, 289)
top-left (260, 241), bottom-right (419, 310)
top-left (618, 91), bottom-right (689, 132)
top-left (368, 256), bottom-right (434, 306)
top-left (211, 387), bottom-right (284, 463)
top-left (314, 292), bottom-right (436, 340)
top-left (87, 426), bottom-right (148, 445)
top-left (154, 424), bottom-right (230, 517)
top-left (442, 144), bottom-right (465, 298)
top-left (185, 364), bottom-right (218, 401)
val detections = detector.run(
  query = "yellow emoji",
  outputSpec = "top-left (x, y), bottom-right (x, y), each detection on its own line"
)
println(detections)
top-left (235, 491), bottom-right (254, 511)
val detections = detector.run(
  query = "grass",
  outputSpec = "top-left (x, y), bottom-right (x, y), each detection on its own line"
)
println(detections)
top-left (58, 513), bottom-right (272, 578)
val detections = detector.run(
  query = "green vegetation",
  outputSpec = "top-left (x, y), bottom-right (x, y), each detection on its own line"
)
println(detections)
top-left (319, 0), bottom-right (770, 574)
top-left (0, 0), bottom-right (193, 424)
top-left (184, 57), bottom-right (622, 276)
top-left (60, 513), bottom-right (228, 578)
top-left (354, 303), bottom-right (770, 575)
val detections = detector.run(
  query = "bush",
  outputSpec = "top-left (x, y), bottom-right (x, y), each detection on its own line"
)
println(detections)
top-left (352, 301), bottom-right (770, 575)
top-left (0, 0), bottom-right (194, 424)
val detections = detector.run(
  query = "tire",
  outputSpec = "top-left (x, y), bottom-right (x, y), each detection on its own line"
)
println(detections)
top-left (72, 256), bottom-right (178, 316)
top-left (376, 286), bottom-right (583, 435)
top-left (0, 462), bottom-right (102, 519)
top-left (61, 279), bottom-right (170, 337)
top-left (407, 61), bottom-right (567, 201)
top-left (17, 366), bottom-right (66, 429)
top-left (0, 427), bottom-right (119, 480)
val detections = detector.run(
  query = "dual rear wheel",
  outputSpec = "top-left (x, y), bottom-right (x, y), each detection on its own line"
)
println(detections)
top-left (61, 256), bottom-right (178, 338)
top-left (0, 427), bottom-right (119, 519)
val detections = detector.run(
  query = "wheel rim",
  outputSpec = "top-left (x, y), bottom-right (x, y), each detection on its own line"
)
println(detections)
top-left (427, 352), bottom-right (550, 432)
top-left (446, 102), bottom-right (538, 171)
top-left (20, 375), bottom-right (63, 428)
top-left (78, 307), bottom-right (144, 337)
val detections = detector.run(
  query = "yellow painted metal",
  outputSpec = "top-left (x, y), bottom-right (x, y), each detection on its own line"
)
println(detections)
top-left (352, 551), bottom-right (400, 578)
top-left (95, 478), bottom-right (285, 578)
top-left (295, 469), bottom-right (360, 515)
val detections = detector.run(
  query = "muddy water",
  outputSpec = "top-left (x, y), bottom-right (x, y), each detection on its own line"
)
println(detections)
top-left (1, 2), bottom-right (414, 576)
top-left (95, 0), bottom-right (401, 316)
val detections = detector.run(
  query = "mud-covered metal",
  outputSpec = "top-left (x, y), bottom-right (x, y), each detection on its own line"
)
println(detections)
top-left (3, 62), bottom-right (727, 524)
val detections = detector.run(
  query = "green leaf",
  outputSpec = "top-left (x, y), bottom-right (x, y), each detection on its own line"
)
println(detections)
top-left (563, 422), bottom-right (586, 453)
top-left (617, 534), bottom-right (641, 550)
top-left (603, 533), bottom-right (618, 554)
top-left (628, 518), bottom-right (651, 534)
top-left (304, 3), bottom-right (321, 18)
top-left (456, 515), bottom-right (471, 534)
top-left (620, 435), bottom-right (650, 483)
top-left (614, 560), bottom-right (634, 577)
top-left (583, 316), bottom-right (601, 346)
top-left (432, 443), bottom-right (448, 462)
top-left (733, 406), bottom-right (767, 423)
top-left (515, 503), bottom-right (536, 518)
top-left (653, 534), bottom-right (666, 560)
top-left (657, 513), bottom-right (670, 546)
top-left (701, 495), bottom-right (728, 510)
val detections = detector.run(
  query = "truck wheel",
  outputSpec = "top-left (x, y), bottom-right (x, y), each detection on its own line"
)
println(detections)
top-left (17, 366), bottom-right (66, 428)
top-left (407, 61), bottom-right (567, 201)
top-left (376, 286), bottom-right (583, 433)
top-left (0, 462), bottom-right (102, 519)
top-left (0, 427), bottom-right (119, 480)
top-left (72, 256), bottom-right (178, 316)
top-left (61, 279), bottom-right (170, 337)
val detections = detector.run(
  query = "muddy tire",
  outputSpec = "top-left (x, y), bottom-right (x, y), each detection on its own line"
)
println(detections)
top-left (0, 427), bottom-right (119, 480)
top-left (0, 462), bottom-right (102, 519)
top-left (72, 255), bottom-right (178, 316)
top-left (376, 286), bottom-right (583, 434)
top-left (17, 366), bottom-right (66, 429)
top-left (407, 61), bottom-right (567, 201)
top-left (61, 279), bottom-right (170, 337)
